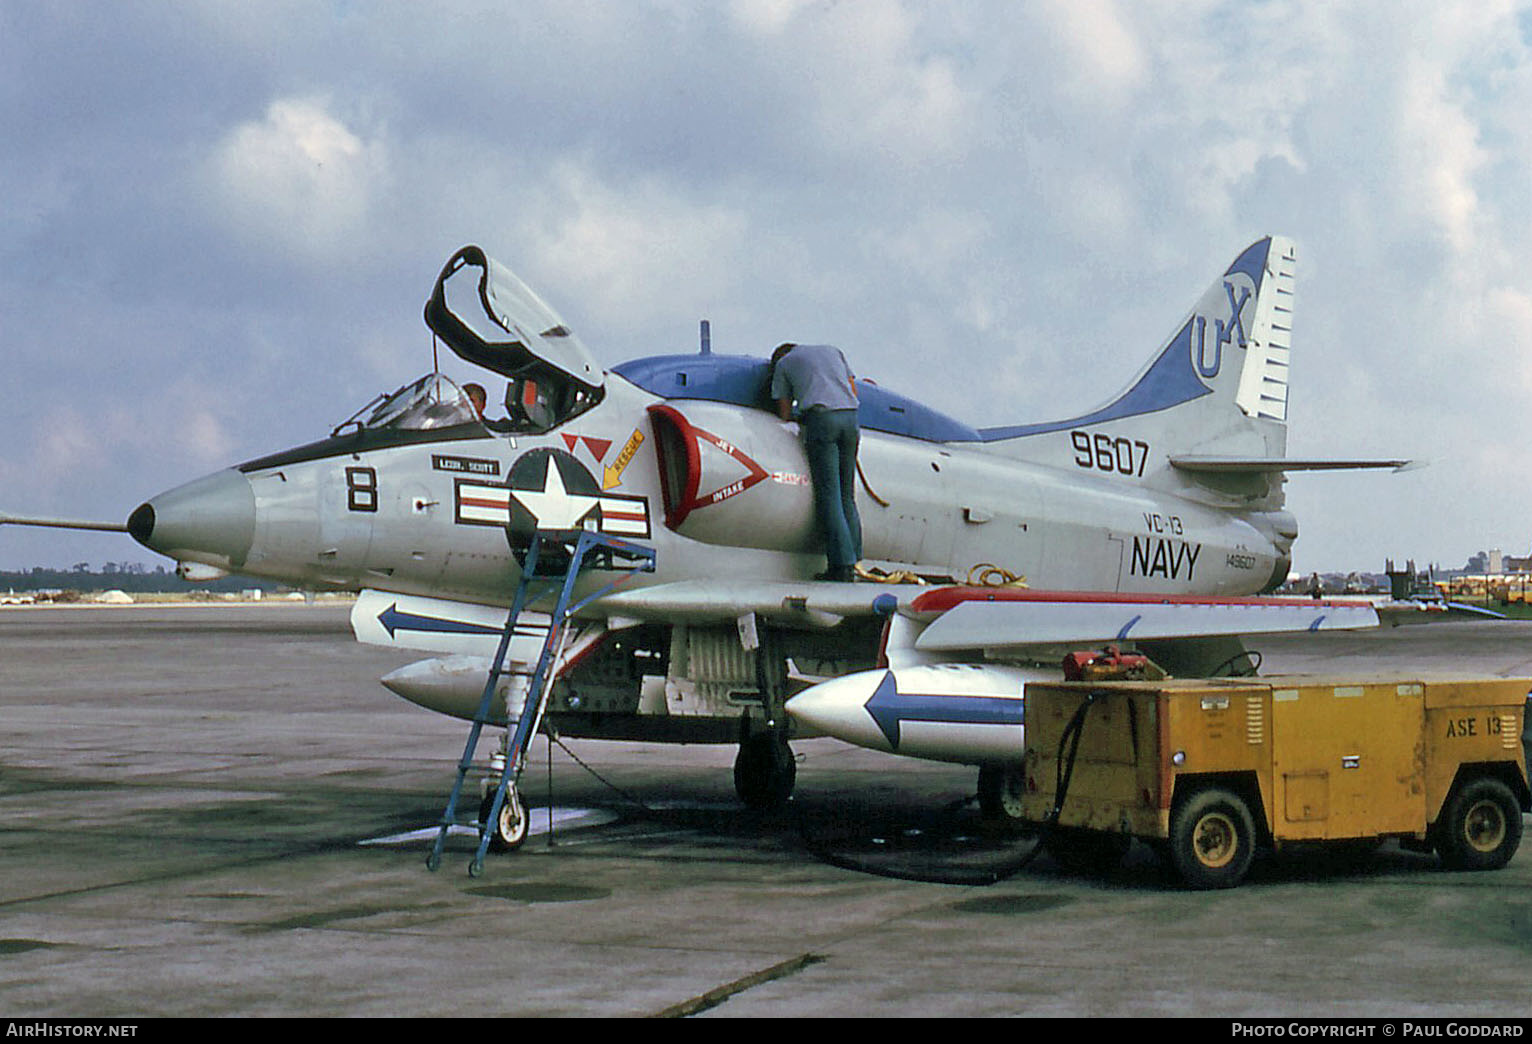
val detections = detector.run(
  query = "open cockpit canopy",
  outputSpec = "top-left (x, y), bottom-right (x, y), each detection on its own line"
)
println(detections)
top-left (424, 246), bottom-right (603, 431)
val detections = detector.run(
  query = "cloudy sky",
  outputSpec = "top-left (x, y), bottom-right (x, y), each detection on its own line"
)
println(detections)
top-left (3, 0), bottom-right (1531, 575)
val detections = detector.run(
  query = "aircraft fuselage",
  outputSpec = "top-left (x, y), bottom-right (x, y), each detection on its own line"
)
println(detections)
top-left (133, 369), bottom-right (1281, 608)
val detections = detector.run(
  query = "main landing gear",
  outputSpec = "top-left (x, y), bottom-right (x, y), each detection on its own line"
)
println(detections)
top-left (733, 626), bottom-right (796, 810)
top-left (734, 731), bottom-right (797, 810)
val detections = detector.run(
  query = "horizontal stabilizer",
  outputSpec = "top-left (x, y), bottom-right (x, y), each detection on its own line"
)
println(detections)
top-left (910, 589), bottom-right (1378, 654)
top-left (1370, 598), bottom-right (1506, 623)
top-left (1169, 455), bottom-right (1415, 474)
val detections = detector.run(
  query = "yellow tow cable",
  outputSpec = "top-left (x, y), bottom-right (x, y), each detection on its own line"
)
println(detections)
top-left (966, 563), bottom-right (1029, 588)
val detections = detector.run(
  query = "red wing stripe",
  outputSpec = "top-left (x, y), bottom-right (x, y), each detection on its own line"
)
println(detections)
top-left (910, 586), bottom-right (1369, 613)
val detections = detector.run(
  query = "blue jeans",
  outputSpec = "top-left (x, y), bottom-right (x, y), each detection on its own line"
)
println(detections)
top-left (801, 408), bottom-right (862, 569)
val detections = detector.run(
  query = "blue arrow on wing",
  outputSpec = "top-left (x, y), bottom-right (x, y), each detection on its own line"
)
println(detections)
top-left (864, 670), bottom-right (1025, 750)
top-left (378, 603), bottom-right (505, 639)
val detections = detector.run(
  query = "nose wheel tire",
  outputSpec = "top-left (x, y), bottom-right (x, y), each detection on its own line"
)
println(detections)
top-left (1436, 777), bottom-right (1522, 871)
top-left (480, 785), bottom-right (529, 852)
top-left (1169, 787), bottom-right (1256, 889)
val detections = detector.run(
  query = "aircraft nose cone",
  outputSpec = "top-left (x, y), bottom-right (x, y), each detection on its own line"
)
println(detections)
top-left (128, 468), bottom-right (256, 569)
top-left (126, 502), bottom-right (155, 544)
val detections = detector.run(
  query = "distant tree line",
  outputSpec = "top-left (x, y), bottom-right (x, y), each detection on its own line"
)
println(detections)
top-left (1, 563), bottom-right (282, 594)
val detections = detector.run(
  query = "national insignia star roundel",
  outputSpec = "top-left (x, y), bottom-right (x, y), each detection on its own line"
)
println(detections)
top-left (502, 448), bottom-right (603, 569)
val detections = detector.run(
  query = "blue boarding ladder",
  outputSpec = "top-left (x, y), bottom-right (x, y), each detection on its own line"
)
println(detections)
top-left (426, 527), bottom-right (656, 875)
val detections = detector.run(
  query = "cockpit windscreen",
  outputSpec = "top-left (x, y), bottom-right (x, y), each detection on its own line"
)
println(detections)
top-left (330, 370), bottom-right (595, 440)
top-left (361, 374), bottom-right (479, 431)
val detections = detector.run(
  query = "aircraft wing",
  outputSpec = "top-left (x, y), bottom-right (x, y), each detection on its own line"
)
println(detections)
top-left (596, 581), bottom-right (1374, 651)
top-left (903, 587), bottom-right (1379, 656)
top-left (355, 581), bottom-right (1379, 662)
top-left (592, 579), bottom-right (903, 628)
top-left (351, 581), bottom-right (905, 658)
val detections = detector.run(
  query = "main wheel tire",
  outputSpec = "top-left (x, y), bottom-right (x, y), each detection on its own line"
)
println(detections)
top-left (1046, 827), bottom-right (1131, 875)
top-left (1436, 777), bottom-right (1522, 871)
top-left (480, 786), bottom-right (528, 852)
top-left (977, 764), bottom-right (1027, 824)
top-left (1169, 787), bottom-right (1256, 889)
top-left (734, 735), bottom-right (796, 810)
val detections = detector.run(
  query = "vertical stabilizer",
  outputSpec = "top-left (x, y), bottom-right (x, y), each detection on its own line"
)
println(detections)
top-left (979, 236), bottom-right (1296, 470)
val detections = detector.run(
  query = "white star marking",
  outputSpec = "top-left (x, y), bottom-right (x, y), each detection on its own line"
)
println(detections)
top-left (511, 458), bottom-right (600, 531)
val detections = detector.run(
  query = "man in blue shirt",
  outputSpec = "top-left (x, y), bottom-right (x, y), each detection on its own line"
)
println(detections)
top-left (770, 343), bottom-right (862, 582)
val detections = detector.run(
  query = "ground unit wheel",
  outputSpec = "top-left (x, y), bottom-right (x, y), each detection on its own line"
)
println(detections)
top-left (480, 786), bottom-right (528, 852)
top-left (734, 734), bottom-right (796, 810)
top-left (977, 764), bottom-right (1027, 824)
top-left (1436, 777), bottom-right (1522, 871)
top-left (1169, 787), bottom-right (1256, 889)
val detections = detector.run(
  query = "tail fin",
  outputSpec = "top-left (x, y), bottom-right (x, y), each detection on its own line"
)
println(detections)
top-left (980, 236), bottom-right (1297, 469)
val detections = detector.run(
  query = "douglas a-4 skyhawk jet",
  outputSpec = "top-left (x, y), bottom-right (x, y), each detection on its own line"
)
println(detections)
top-left (5, 236), bottom-right (1403, 851)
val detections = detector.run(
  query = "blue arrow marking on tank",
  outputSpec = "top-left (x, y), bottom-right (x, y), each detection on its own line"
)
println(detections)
top-left (378, 603), bottom-right (506, 639)
top-left (864, 670), bottom-right (1025, 750)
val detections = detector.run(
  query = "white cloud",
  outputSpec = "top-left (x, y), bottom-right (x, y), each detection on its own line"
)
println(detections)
top-left (729, 0), bottom-right (976, 167)
top-left (522, 161), bottom-right (751, 331)
top-left (1392, 56), bottom-right (1487, 257)
top-left (1481, 287), bottom-right (1532, 396)
top-left (31, 417), bottom-right (100, 481)
top-left (1029, 0), bottom-right (1148, 104)
top-left (728, 0), bottom-right (818, 35)
top-left (863, 209), bottom-right (991, 292)
top-left (9, 391), bottom-right (234, 521)
top-left (206, 97), bottom-right (389, 261)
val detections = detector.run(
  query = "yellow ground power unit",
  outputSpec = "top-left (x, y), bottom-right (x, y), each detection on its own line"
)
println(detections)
top-left (1018, 676), bottom-right (1532, 888)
